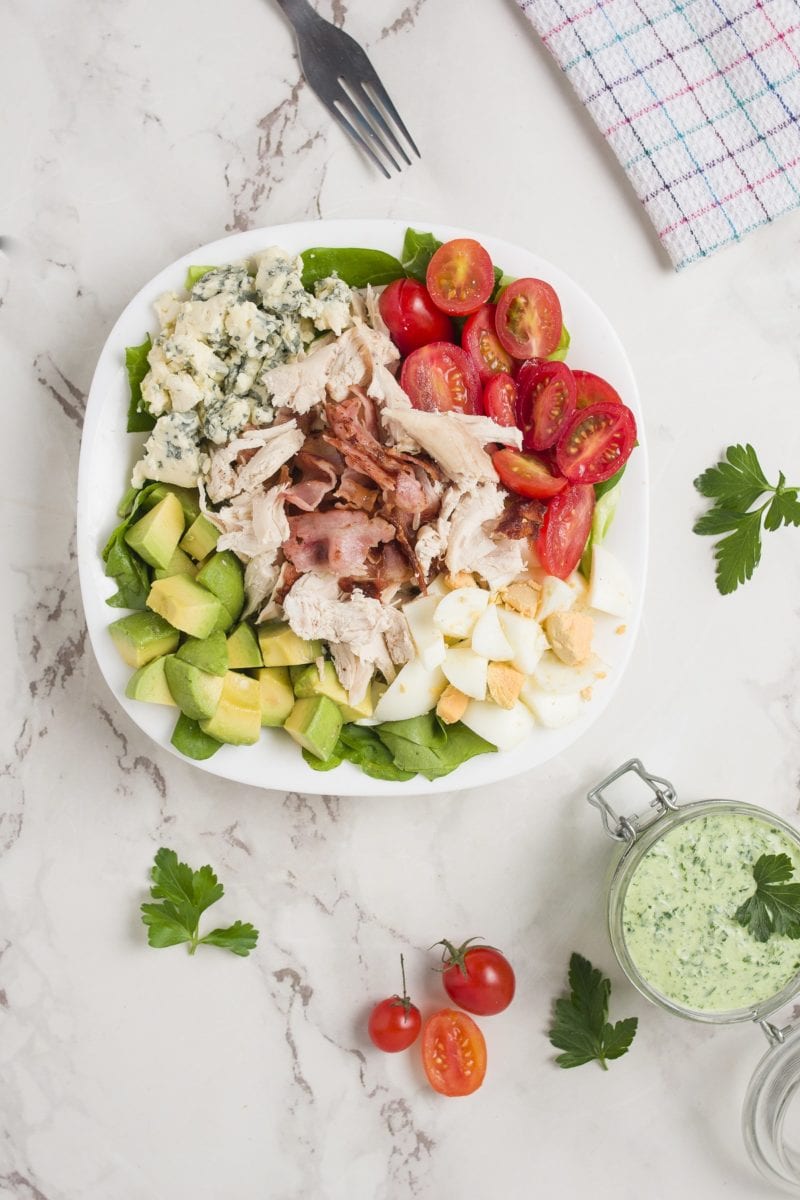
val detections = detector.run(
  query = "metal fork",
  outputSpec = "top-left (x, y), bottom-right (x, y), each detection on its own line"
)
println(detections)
top-left (273, 0), bottom-right (420, 178)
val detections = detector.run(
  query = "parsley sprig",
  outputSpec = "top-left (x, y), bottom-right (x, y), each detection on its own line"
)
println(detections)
top-left (734, 853), bottom-right (800, 943)
top-left (694, 444), bottom-right (800, 594)
top-left (548, 952), bottom-right (638, 1070)
top-left (141, 847), bottom-right (259, 957)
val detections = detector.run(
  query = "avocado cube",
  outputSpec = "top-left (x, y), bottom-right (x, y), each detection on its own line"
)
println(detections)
top-left (284, 695), bottom-right (343, 762)
top-left (176, 630), bottom-right (229, 677)
top-left (164, 656), bottom-right (225, 720)
top-left (196, 551), bottom-right (245, 623)
top-left (200, 672), bottom-right (261, 745)
top-left (153, 546), bottom-right (197, 580)
top-left (109, 611), bottom-right (180, 668)
top-left (255, 666), bottom-right (295, 727)
top-left (147, 575), bottom-right (225, 639)
top-left (180, 513), bottom-right (220, 561)
top-left (171, 713), bottom-right (222, 761)
top-left (124, 491), bottom-right (185, 570)
top-left (292, 661), bottom-right (373, 723)
top-left (144, 484), bottom-right (201, 525)
top-left (125, 654), bottom-right (178, 706)
top-left (258, 620), bottom-right (323, 667)
top-left (227, 623), bottom-right (263, 669)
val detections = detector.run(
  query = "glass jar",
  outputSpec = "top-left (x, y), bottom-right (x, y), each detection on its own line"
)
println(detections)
top-left (588, 759), bottom-right (800, 1193)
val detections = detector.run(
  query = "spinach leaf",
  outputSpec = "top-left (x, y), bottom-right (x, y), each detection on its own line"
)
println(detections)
top-left (101, 483), bottom-right (161, 608)
top-left (302, 724), bottom-right (415, 781)
top-left (401, 228), bottom-right (442, 282)
top-left (125, 335), bottom-right (155, 433)
top-left (299, 247), bottom-right (405, 290)
top-left (377, 713), bottom-right (496, 781)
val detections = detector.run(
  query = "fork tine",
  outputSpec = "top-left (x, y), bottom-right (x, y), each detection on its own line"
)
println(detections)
top-left (353, 81), bottom-right (412, 167)
top-left (327, 103), bottom-right (392, 180)
top-left (335, 88), bottom-right (401, 174)
top-left (360, 72), bottom-right (420, 159)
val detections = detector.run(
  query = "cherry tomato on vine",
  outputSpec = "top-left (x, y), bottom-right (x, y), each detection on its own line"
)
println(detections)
top-left (422, 1008), bottom-right (487, 1096)
top-left (368, 954), bottom-right (421, 1053)
top-left (517, 359), bottom-right (577, 451)
top-left (435, 938), bottom-right (516, 1016)
top-left (573, 369), bottom-right (623, 410)
top-left (555, 401), bottom-right (637, 485)
top-left (483, 373), bottom-right (519, 427)
top-left (400, 342), bottom-right (483, 415)
top-left (535, 482), bottom-right (595, 579)
top-left (426, 238), bottom-right (495, 316)
top-left (492, 448), bottom-right (567, 500)
top-left (378, 278), bottom-right (455, 356)
top-left (461, 304), bottom-right (515, 382)
top-left (495, 278), bottom-right (562, 360)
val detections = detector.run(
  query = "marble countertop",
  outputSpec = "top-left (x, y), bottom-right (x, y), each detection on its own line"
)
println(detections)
top-left (4, 0), bottom-right (800, 1196)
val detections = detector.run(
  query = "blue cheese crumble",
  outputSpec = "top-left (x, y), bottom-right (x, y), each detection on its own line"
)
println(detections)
top-left (131, 412), bottom-right (208, 489)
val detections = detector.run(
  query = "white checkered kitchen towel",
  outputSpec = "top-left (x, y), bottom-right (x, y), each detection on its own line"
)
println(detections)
top-left (517, 0), bottom-right (800, 268)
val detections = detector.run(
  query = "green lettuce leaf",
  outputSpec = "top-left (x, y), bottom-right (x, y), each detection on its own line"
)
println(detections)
top-left (299, 247), bottom-right (405, 290)
top-left (125, 335), bottom-right (155, 433)
top-left (184, 264), bottom-right (215, 290)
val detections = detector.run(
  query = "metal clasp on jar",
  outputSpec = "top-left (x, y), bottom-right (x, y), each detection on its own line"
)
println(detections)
top-left (587, 758), bottom-right (679, 843)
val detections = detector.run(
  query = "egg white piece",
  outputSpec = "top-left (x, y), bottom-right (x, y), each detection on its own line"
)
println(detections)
top-left (533, 650), bottom-right (605, 694)
top-left (536, 576), bottom-right (577, 621)
top-left (403, 593), bottom-right (446, 669)
top-left (471, 605), bottom-right (514, 661)
top-left (520, 681), bottom-right (582, 728)
top-left (587, 545), bottom-right (632, 617)
top-left (497, 608), bottom-right (548, 675)
top-left (372, 660), bottom-right (447, 722)
top-left (442, 646), bottom-right (489, 700)
top-left (461, 699), bottom-right (536, 750)
top-left (433, 586), bottom-right (490, 638)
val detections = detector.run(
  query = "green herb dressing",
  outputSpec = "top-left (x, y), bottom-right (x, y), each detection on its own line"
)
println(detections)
top-left (622, 813), bottom-right (800, 1013)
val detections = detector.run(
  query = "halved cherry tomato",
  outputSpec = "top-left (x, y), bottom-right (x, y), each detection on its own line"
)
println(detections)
top-left (461, 304), bottom-right (515, 382)
top-left (492, 448), bottom-right (567, 499)
top-left (378, 278), bottom-right (455, 356)
top-left (573, 369), bottom-right (623, 410)
top-left (495, 278), bottom-right (562, 360)
top-left (426, 238), bottom-right (494, 316)
top-left (536, 483), bottom-right (595, 579)
top-left (422, 1009), bottom-right (487, 1097)
top-left (400, 342), bottom-right (482, 414)
top-left (483, 373), bottom-right (518, 427)
top-left (555, 401), bottom-right (637, 484)
top-left (517, 359), bottom-right (576, 451)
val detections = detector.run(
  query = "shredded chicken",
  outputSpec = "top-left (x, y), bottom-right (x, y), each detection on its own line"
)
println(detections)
top-left (444, 482), bottom-right (528, 590)
top-left (205, 422), bottom-right (303, 503)
top-left (380, 409), bottom-right (521, 481)
top-left (261, 323), bottom-right (399, 414)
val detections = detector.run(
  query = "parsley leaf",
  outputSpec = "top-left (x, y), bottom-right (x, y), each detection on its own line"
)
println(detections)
top-left (140, 848), bottom-right (259, 957)
top-left (734, 854), bottom-right (800, 942)
top-left (693, 444), bottom-right (800, 594)
top-left (548, 952), bottom-right (638, 1070)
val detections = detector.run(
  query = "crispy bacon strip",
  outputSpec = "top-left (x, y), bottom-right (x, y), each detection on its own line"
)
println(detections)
top-left (495, 496), bottom-right (547, 541)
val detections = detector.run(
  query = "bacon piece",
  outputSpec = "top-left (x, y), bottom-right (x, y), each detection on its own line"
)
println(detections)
top-left (495, 496), bottom-right (547, 540)
top-left (324, 396), bottom-right (431, 515)
top-left (335, 469), bottom-right (378, 513)
top-left (284, 451), bottom-right (339, 513)
top-left (283, 509), bottom-right (396, 576)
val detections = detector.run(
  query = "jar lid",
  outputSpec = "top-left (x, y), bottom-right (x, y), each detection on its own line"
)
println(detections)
top-left (744, 1021), bottom-right (800, 1193)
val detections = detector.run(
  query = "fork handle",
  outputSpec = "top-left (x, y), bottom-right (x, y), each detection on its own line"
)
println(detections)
top-left (273, 0), bottom-right (320, 29)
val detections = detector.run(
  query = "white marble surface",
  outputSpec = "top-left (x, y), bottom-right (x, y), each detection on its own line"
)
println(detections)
top-left (3, 0), bottom-right (800, 1197)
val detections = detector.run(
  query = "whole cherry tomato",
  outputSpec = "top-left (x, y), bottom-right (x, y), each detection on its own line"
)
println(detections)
top-left (368, 955), bottom-right (422, 1053)
top-left (435, 938), bottom-right (516, 1016)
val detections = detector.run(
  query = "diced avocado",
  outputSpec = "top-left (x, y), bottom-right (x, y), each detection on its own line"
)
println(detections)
top-left (180, 513), bottom-right (219, 561)
top-left (227, 623), bottom-right (263, 669)
top-left (153, 546), bottom-right (197, 580)
top-left (171, 712), bottom-right (222, 761)
top-left (196, 551), bottom-right (245, 623)
top-left (284, 695), bottom-right (343, 762)
top-left (292, 661), bottom-right (373, 722)
top-left (144, 483), bottom-right (201, 525)
top-left (125, 654), bottom-right (177, 706)
top-left (124, 492), bottom-right (185, 570)
top-left (200, 671), bottom-right (261, 745)
top-left (176, 630), bottom-right (228, 677)
top-left (258, 620), bottom-right (323, 667)
top-left (289, 665), bottom-right (307, 687)
top-left (211, 603), bottom-right (235, 634)
top-left (147, 575), bottom-right (225, 639)
top-left (164, 656), bottom-right (224, 720)
top-left (255, 666), bottom-right (295, 727)
top-left (109, 611), bottom-right (180, 668)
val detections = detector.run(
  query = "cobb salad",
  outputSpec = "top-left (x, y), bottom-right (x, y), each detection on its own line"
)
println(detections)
top-left (101, 228), bottom-right (638, 782)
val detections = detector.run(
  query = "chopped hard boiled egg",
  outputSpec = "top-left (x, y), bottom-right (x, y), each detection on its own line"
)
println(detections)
top-left (587, 545), bottom-right (632, 617)
top-left (442, 646), bottom-right (488, 701)
top-left (520, 681), bottom-right (583, 728)
top-left (533, 650), bottom-right (603, 694)
top-left (433, 586), bottom-right (490, 639)
top-left (471, 604), bottom-right (514, 660)
top-left (372, 660), bottom-right (447, 723)
top-left (496, 608), bottom-right (547, 675)
top-left (461, 699), bottom-right (536, 750)
top-left (536, 576), bottom-right (577, 622)
top-left (403, 593), bottom-right (446, 669)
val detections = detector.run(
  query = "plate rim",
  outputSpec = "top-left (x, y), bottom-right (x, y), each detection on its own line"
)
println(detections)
top-left (77, 218), bottom-right (649, 797)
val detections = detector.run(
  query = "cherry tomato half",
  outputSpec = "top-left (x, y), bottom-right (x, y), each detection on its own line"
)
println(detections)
top-left (495, 278), bottom-right (562, 360)
top-left (573, 369), bottom-right (622, 410)
top-left (517, 359), bottom-right (577, 451)
top-left (378, 278), bottom-right (455, 356)
top-left (461, 304), bottom-right (515, 383)
top-left (536, 482), bottom-right (595, 579)
top-left (492, 448), bottom-right (567, 499)
top-left (483, 373), bottom-right (518, 427)
top-left (426, 238), bottom-right (495, 317)
top-left (555, 401), bottom-right (637, 484)
top-left (437, 938), bottom-right (516, 1016)
top-left (400, 342), bottom-right (482, 415)
top-left (422, 1009), bottom-right (487, 1097)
